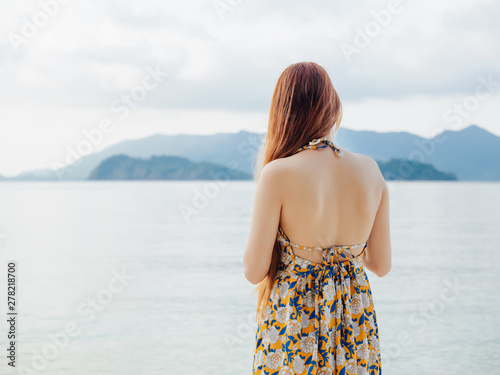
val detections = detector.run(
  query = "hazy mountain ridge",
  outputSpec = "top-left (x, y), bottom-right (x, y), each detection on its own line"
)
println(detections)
top-left (2, 124), bottom-right (499, 181)
top-left (87, 154), bottom-right (457, 181)
top-left (88, 155), bottom-right (252, 181)
top-left (377, 159), bottom-right (457, 180)
top-left (336, 125), bottom-right (500, 180)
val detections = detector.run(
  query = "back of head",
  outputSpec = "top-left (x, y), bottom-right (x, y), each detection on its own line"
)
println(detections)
top-left (254, 62), bottom-right (343, 180)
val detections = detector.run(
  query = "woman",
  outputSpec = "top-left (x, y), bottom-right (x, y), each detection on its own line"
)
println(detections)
top-left (243, 62), bottom-right (391, 375)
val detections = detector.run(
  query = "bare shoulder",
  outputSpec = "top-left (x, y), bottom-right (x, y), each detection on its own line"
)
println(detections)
top-left (257, 158), bottom-right (289, 189)
top-left (353, 152), bottom-right (381, 174)
top-left (254, 159), bottom-right (291, 206)
top-left (260, 157), bottom-right (290, 176)
top-left (343, 149), bottom-right (386, 188)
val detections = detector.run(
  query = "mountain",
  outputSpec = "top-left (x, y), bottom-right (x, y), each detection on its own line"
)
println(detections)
top-left (3, 124), bottom-right (499, 181)
top-left (377, 159), bottom-right (457, 180)
top-left (10, 131), bottom-right (263, 181)
top-left (88, 155), bottom-right (252, 181)
top-left (336, 125), bottom-right (500, 180)
top-left (90, 154), bottom-right (455, 181)
top-left (424, 125), bottom-right (500, 180)
top-left (7, 169), bottom-right (60, 181)
top-left (335, 128), bottom-right (422, 160)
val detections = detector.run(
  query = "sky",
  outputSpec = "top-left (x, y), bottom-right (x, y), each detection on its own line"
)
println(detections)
top-left (0, 0), bottom-right (499, 176)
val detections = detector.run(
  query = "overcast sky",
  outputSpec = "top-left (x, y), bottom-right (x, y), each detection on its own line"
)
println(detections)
top-left (0, 0), bottom-right (499, 176)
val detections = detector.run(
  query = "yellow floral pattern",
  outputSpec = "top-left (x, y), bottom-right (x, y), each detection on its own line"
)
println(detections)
top-left (252, 138), bottom-right (382, 375)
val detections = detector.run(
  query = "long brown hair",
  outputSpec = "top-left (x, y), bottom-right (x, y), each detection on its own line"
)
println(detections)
top-left (252, 62), bottom-right (343, 324)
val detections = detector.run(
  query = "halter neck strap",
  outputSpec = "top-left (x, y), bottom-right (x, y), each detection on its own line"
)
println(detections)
top-left (294, 137), bottom-right (343, 156)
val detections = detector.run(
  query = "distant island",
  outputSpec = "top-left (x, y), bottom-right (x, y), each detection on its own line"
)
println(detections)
top-left (1, 124), bottom-right (498, 181)
top-left (86, 154), bottom-right (456, 181)
top-left (377, 159), bottom-right (457, 180)
top-left (88, 155), bottom-right (252, 180)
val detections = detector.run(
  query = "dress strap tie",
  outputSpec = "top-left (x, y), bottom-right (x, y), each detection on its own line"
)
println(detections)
top-left (277, 226), bottom-right (369, 363)
top-left (294, 137), bottom-right (344, 157)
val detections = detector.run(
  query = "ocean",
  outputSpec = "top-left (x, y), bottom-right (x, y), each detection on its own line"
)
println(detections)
top-left (0, 181), bottom-right (498, 374)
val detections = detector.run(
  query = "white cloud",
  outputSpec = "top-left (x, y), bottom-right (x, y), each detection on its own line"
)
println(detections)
top-left (0, 0), bottom-right (498, 175)
top-left (2, 0), bottom-right (499, 106)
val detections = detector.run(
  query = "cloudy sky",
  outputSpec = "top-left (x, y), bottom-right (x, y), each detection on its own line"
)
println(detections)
top-left (0, 0), bottom-right (499, 176)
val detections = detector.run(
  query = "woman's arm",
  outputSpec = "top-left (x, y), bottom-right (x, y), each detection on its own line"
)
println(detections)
top-left (363, 177), bottom-right (392, 277)
top-left (243, 162), bottom-right (283, 284)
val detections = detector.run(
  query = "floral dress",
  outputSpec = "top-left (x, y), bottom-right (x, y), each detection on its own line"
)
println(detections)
top-left (252, 138), bottom-right (382, 375)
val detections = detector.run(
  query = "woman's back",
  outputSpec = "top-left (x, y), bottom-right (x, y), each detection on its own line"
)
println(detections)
top-left (244, 62), bottom-right (391, 375)
top-left (248, 138), bottom-right (390, 374)
top-left (275, 141), bottom-right (385, 262)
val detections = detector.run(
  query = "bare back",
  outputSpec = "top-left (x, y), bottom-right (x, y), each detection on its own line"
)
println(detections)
top-left (275, 141), bottom-right (385, 263)
top-left (244, 136), bottom-right (391, 283)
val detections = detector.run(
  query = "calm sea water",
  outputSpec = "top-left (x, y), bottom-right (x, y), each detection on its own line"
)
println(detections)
top-left (0, 181), bottom-right (498, 374)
